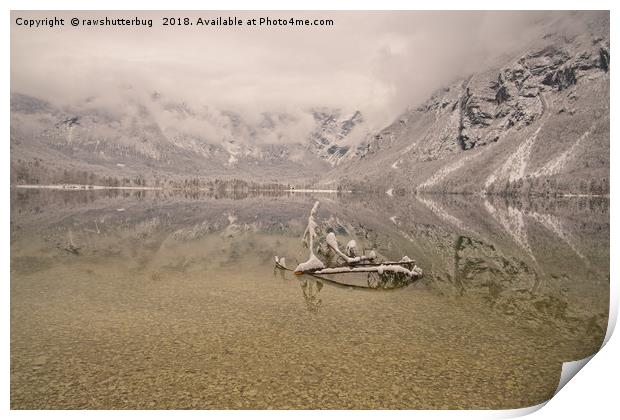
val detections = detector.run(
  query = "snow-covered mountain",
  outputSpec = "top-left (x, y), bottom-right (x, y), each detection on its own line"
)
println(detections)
top-left (331, 12), bottom-right (609, 196)
top-left (10, 93), bottom-right (365, 185)
top-left (11, 12), bottom-right (609, 195)
top-left (309, 109), bottom-right (365, 166)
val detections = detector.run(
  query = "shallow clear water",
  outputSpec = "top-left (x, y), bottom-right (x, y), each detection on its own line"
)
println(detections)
top-left (10, 189), bottom-right (609, 409)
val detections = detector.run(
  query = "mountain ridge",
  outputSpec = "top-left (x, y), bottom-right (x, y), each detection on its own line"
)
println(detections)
top-left (10, 13), bottom-right (609, 195)
top-left (330, 16), bottom-right (609, 196)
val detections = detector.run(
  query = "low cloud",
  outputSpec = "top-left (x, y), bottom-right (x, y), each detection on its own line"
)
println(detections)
top-left (11, 10), bottom-right (601, 145)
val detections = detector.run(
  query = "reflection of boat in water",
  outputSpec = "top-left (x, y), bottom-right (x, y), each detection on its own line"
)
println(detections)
top-left (276, 264), bottom-right (420, 314)
top-left (300, 277), bottom-right (323, 312)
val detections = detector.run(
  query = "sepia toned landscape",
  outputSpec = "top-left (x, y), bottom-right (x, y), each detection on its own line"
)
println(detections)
top-left (10, 10), bottom-right (609, 410)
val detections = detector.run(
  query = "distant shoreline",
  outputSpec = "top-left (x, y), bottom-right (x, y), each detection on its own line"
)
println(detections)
top-left (14, 184), bottom-right (164, 191)
top-left (11, 185), bottom-right (607, 198)
top-left (12, 184), bottom-right (350, 193)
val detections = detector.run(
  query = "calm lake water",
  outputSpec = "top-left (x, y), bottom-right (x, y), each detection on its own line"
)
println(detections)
top-left (10, 189), bottom-right (609, 409)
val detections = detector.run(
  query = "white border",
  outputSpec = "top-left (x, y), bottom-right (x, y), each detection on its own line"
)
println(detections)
top-left (2, 1), bottom-right (617, 419)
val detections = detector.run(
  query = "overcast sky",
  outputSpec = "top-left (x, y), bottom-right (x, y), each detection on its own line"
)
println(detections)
top-left (11, 11), bottom-right (591, 136)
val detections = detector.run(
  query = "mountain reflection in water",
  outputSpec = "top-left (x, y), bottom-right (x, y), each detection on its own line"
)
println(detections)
top-left (10, 189), bottom-right (609, 409)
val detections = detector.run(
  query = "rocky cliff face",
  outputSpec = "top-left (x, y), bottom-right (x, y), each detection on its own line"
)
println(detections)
top-left (309, 109), bottom-right (365, 166)
top-left (332, 13), bottom-right (609, 196)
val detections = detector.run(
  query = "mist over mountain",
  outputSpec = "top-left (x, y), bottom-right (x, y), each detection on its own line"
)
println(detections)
top-left (332, 11), bottom-right (610, 196)
top-left (10, 11), bottom-right (609, 194)
top-left (10, 93), bottom-right (370, 185)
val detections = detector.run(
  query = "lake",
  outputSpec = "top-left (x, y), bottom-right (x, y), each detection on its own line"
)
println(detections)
top-left (10, 189), bottom-right (609, 409)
